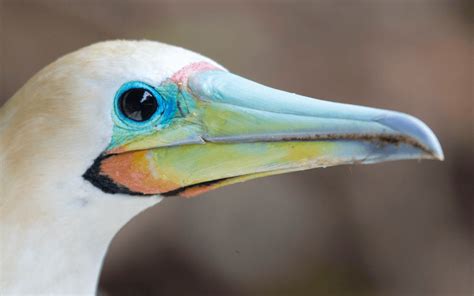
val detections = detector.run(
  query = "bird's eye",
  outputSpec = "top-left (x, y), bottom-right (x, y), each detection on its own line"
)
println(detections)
top-left (114, 81), bottom-right (172, 128)
top-left (119, 88), bottom-right (158, 122)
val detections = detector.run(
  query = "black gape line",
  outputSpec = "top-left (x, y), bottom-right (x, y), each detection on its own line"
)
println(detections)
top-left (83, 153), bottom-right (232, 198)
top-left (160, 178), bottom-right (232, 197)
top-left (82, 154), bottom-right (147, 196)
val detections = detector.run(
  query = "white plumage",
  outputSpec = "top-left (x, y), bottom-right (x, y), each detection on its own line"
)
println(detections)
top-left (0, 40), bottom-right (442, 295)
top-left (0, 41), bottom-right (220, 294)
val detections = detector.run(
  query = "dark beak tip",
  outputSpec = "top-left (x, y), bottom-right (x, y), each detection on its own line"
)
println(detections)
top-left (377, 112), bottom-right (444, 161)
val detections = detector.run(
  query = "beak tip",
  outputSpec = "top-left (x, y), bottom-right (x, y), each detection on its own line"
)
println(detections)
top-left (425, 144), bottom-right (444, 161)
top-left (431, 146), bottom-right (445, 161)
top-left (377, 112), bottom-right (444, 161)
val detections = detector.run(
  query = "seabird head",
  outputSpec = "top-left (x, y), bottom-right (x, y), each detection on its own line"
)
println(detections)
top-left (1, 40), bottom-right (443, 201)
top-left (0, 40), bottom-right (444, 294)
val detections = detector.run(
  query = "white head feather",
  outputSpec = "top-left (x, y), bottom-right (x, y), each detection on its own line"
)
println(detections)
top-left (0, 40), bottom-right (221, 294)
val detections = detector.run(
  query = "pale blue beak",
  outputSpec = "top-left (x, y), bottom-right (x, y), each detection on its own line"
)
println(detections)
top-left (95, 69), bottom-right (444, 197)
top-left (187, 70), bottom-right (444, 163)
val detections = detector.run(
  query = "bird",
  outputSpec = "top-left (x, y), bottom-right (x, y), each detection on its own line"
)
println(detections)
top-left (0, 40), bottom-right (443, 294)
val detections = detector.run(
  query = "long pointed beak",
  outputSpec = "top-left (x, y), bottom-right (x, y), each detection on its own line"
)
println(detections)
top-left (94, 69), bottom-right (443, 197)
top-left (189, 70), bottom-right (443, 161)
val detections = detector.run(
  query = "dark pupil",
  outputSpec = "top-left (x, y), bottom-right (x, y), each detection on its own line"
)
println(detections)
top-left (119, 88), bottom-right (158, 122)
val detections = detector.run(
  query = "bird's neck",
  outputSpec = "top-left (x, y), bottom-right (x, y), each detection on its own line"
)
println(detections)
top-left (0, 93), bottom-right (162, 294)
top-left (1, 184), bottom-right (161, 295)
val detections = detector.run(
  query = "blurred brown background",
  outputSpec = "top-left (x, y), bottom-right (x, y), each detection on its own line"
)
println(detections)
top-left (1, 0), bottom-right (472, 295)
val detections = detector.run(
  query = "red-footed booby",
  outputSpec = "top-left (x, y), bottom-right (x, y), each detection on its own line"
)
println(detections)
top-left (0, 40), bottom-right (443, 294)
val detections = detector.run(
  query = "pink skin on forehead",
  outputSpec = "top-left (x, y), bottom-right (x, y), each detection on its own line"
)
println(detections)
top-left (170, 61), bottom-right (223, 85)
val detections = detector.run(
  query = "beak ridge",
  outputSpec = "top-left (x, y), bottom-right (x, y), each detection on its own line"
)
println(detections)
top-left (188, 70), bottom-right (444, 162)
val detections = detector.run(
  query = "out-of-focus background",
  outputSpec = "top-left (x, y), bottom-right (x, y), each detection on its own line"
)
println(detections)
top-left (1, 0), bottom-right (472, 295)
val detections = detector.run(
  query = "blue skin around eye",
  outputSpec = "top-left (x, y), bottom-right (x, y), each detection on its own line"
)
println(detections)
top-left (108, 81), bottom-right (179, 150)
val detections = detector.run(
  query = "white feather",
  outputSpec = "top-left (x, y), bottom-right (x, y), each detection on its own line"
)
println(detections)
top-left (0, 40), bottom-right (221, 294)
